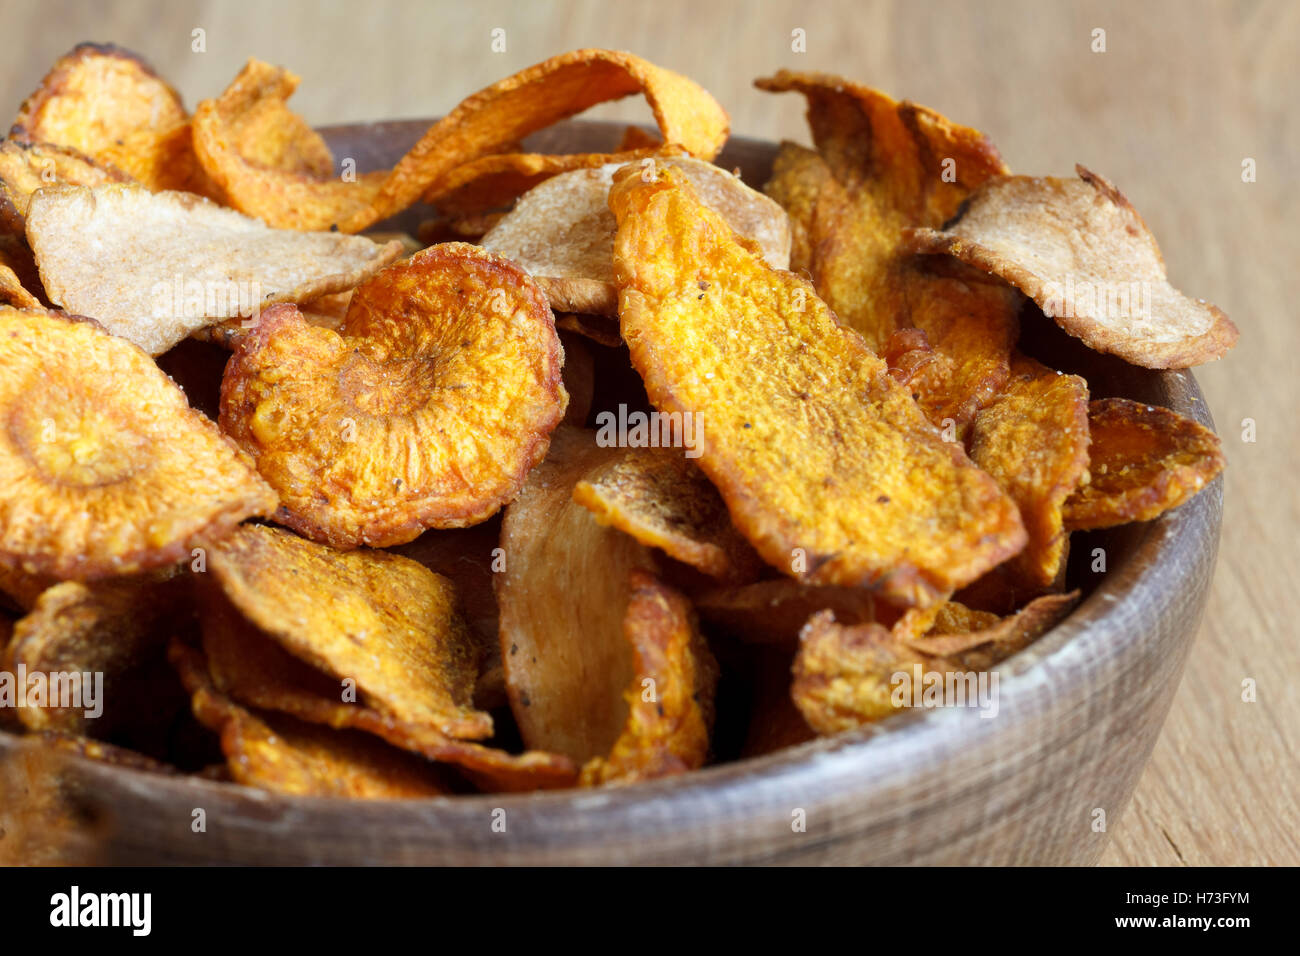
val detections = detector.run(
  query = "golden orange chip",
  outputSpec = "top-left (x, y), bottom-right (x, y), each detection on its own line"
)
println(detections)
top-left (170, 641), bottom-right (455, 798)
top-left (579, 570), bottom-right (719, 785)
top-left (1063, 398), bottom-right (1225, 531)
top-left (217, 61), bottom-right (334, 178)
top-left (573, 446), bottom-right (763, 584)
top-left (197, 590), bottom-right (576, 792)
top-left (694, 579), bottom-right (877, 646)
top-left (205, 524), bottom-right (491, 740)
top-left (0, 308), bottom-right (277, 579)
top-left (342, 49), bottom-right (730, 232)
top-left (792, 591), bottom-right (1077, 732)
top-left (906, 166), bottom-right (1239, 368)
top-left (0, 139), bottom-right (132, 234)
top-left (968, 355), bottom-right (1090, 591)
top-left (11, 43), bottom-right (201, 193)
top-left (497, 427), bottom-right (659, 761)
top-left (610, 165), bottom-right (1025, 606)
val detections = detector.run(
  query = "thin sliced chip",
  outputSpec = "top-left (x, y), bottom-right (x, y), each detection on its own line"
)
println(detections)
top-left (217, 61), bottom-right (334, 178)
top-left (906, 166), bottom-right (1239, 368)
top-left (198, 590), bottom-right (575, 791)
top-left (1063, 398), bottom-right (1225, 530)
top-left (610, 165), bottom-right (1025, 606)
top-left (497, 427), bottom-right (659, 761)
top-left (26, 183), bottom-right (402, 354)
top-left (0, 139), bottom-right (132, 233)
top-left (170, 641), bottom-right (454, 798)
top-left (792, 591), bottom-right (1077, 732)
top-left (968, 355), bottom-right (1090, 591)
top-left (694, 579), bottom-right (877, 645)
top-left (0, 308), bottom-right (277, 578)
top-left (579, 570), bottom-right (718, 785)
top-left (573, 446), bottom-right (763, 583)
top-left (221, 245), bottom-right (566, 546)
top-left (481, 156), bottom-right (790, 317)
top-left (206, 524), bottom-right (490, 739)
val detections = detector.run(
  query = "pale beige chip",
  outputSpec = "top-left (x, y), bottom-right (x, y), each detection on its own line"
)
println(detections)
top-left (25, 183), bottom-right (402, 354)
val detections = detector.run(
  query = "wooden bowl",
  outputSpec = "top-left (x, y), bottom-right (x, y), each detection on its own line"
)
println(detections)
top-left (0, 121), bottom-right (1223, 865)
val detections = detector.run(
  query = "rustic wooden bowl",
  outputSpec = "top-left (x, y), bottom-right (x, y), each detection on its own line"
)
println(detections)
top-left (0, 121), bottom-right (1223, 865)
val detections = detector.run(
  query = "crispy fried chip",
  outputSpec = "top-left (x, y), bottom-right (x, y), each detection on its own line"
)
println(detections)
top-left (0, 139), bottom-right (132, 234)
top-left (0, 308), bottom-right (276, 578)
top-left (579, 570), bottom-right (718, 785)
top-left (573, 446), bottom-right (763, 583)
top-left (220, 245), bottom-right (566, 546)
top-left (198, 589), bottom-right (575, 791)
top-left (792, 591), bottom-right (1077, 732)
top-left (906, 166), bottom-right (1239, 368)
top-left (11, 43), bottom-right (201, 193)
top-left (205, 524), bottom-right (491, 740)
top-left (968, 355), bottom-right (1090, 591)
top-left (481, 156), bottom-right (790, 317)
top-left (1063, 398), bottom-right (1225, 530)
top-left (170, 641), bottom-right (454, 798)
top-left (497, 427), bottom-right (659, 761)
top-left (26, 183), bottom-right (401, 354)
top-left (694, 579), bottom-right (877, 645)
top-left (610, 165), bottom-right (1025, 606)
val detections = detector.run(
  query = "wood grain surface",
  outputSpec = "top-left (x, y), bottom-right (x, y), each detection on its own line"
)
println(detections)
top-left (0, 0), bottom-right (1294, 865)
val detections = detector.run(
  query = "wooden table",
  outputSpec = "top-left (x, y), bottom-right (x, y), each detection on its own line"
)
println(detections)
top-left (2, 0), bottom-right (1295, 865)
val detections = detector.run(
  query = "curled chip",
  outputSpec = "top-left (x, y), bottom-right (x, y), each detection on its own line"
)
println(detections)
top-left (792, 591), bottom-right (1077, 732)
top-left (968, 355), bottom-right (1090, 591)
top-left (497, 427), bottom-right (659, 761)
top-left (694, 579), bottom-right (877, 646)
top-left (610, 165), bottom-right (1025, 606)
top-left (11, 43), bottom-right (201, 193)
top-left (220, 245), bottom-right (567, 547)
top-left (0, 140), bottom-right (131, 233)
top-left (200, 590), bottom-right (575, 791)
top-left (191, 59), bottom-right (388, 230)
top-left (905, 166), bottom-right (1239, 368)
top-left (25, 183), bottom-right (402, 355)
top-left (1064, 398), bottom-right (1225, 531)
top-left (170, 641), bottom-right (455, 798)
top-left (342, 48), bottom-right (730, 232)
top-left (0, 308), bottom-right (276, 579)
top-left (579, 570), bottom-right (719, 786)
top-left (206, 524), bottom-right (491, 740)
top-left (480, 155), bottom-right (791, 317)
top-left (573, 446), bottom-right (764, 584)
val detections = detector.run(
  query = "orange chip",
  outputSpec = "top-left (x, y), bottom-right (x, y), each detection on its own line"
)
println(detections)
top-left (906, 166), bottom-right (1239, 368)
top-left (170, 641), bottom-right (455, 798)
top-left (1063, 398), bottom-right (1225, 531)
top-left (610, 165), bottom-right (1025, 606)
top-left (0, 139), bottom-right (132, 234)
top-left (694, 579), bottom-right (877, 646)
top-left (573, 446), bottom-right (764, 584)
top-left (219, 244), bottom-right (567, 547)
top-left (205, 524), bottom-right (491, 740)
top-left (792, 591), bottom-right (1077, 732)
top-left (579, 570), bottom-right (718, 785)
top-left (968, 355), bottom-right (1090, 591)
top-left (0, 308), bottom-right (276, 578)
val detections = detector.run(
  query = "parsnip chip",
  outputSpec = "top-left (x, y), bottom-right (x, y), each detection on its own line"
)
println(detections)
top-left (342, 49), bottom-right (730, 232)
top-left (0, 308), bottom-right (276, 579)
top-left (220, 245), bottom-right (567, 547)
top-left (9, 43), bottom-right (201, 193)
top-left (205, 524), bottom-right (491, 740)
top-left (0, 139), bottom-right (132, 233)
top-left (481, 156), bottom-right (790, 317)
top-left (198, 590), bottom-right (575, 791)
top-left (906, 166), bottom-right (1238, 368)
top-left (1063, 398), bottom-right (1225, 530)
top-left (497, 427), bottom-right (658, 761)
top-left (573, 446), bottom-right (763, 583)
top-left (694, 579), bottom-right (877, 645)
top-left (25, 183), bottom-right (402, 355)
top-left (757, 71), bottom-right (1010, 353)
top-left (968, 355), bottom-right (1090, 591)
top-left (610, 165), bottom-right (1025, 606)
top-left (579, 570), bottom-right (718, 785)
top-left (170, 641), bottom-right (454, 798)
top-left (792, 591), bottom-right (1077, 732)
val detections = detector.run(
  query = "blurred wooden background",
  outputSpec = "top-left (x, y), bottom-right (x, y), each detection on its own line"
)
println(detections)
top-left (2, 0), bottom-right (1295, 865)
